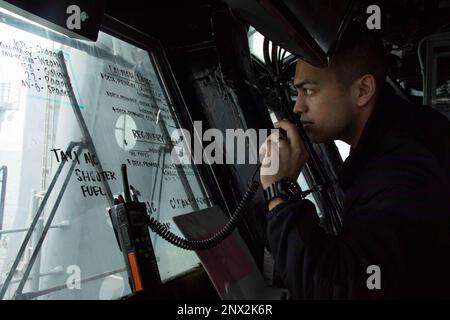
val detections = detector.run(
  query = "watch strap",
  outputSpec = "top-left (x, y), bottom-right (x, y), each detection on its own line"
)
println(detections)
top-left (263, 177), bottom-right (302, 203)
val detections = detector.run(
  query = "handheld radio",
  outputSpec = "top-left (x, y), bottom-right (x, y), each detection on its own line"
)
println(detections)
top-left (108, 164), bottom-right (161, 293)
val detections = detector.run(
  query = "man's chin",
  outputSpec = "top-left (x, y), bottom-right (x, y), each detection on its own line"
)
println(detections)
top-left (305, 131), bottom-right (319, 144)
top-left (308, 132), bottom-right (330, 144)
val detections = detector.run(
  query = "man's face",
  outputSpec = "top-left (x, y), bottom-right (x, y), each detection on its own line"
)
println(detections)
top-left (293, 60), bottom-right (356, 144)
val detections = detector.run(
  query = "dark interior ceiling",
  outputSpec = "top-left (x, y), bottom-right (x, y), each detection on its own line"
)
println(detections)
top-left (104, 0), bottom-right (450, 50)
top-left (104, 0), bottom-right (450, 97)
top-left (104, 0), bottom-right (222, 47)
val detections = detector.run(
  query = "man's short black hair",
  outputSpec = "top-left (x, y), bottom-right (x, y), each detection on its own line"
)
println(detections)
top-left (329, 21), bottom-right (387, 92)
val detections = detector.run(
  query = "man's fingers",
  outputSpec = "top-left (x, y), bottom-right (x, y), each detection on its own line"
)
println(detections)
top-left (259, 134), bottom-right (272, 158)
top-left (260, 133), bottom-right (286, 160)
top-left (274, 119), bottom-right (304, 150)
top-left (274, 119), bottom-right (298, 140)
top-left (260, 136), bottom-right (282, 175)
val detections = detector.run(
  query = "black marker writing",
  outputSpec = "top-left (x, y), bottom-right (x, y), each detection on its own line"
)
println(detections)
top-left (80, 185), bottom-right (107, 197)
top-left (75, 169), bottom-right (117, 182)
top-left (51, 148), bottom-right (80, 164)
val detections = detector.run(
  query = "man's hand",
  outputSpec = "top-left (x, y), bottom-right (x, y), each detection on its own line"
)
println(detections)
top-left (260, 119), bottom-right (309, 209)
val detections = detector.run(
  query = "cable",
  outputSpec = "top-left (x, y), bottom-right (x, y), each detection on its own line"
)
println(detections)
top-left (147, 164), bottom-right (262, 251)
top-left (146, 159), bottom-right (330, 250)
top-left (147, 179), bottom-right (260, 251)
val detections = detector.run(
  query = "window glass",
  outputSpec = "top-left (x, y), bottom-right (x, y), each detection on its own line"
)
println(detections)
top-left (0, 6), bottom-right (212, 299)
top-left (248, 27), bottom-right (267, 62)
top-left (434, 54), bottom-right (450, 105)
top-left (248, 27), bottom-right (293, 63)
top-left (334, 140), bottom-right (350, 161)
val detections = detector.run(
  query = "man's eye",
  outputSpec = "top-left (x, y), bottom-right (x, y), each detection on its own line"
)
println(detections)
top-left (303, 88), bottom-right (314, 96)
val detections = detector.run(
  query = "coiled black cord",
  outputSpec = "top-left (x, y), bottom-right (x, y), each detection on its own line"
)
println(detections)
top-left (147, 180), bottom-right (260, 251)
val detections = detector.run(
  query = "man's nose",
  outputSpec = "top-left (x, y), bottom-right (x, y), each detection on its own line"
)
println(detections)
top-left (293, 95), bottom-right (307, 114)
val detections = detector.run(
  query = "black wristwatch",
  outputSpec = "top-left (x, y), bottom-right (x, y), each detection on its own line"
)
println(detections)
top-left (263, 177), bottom-right (303, 203)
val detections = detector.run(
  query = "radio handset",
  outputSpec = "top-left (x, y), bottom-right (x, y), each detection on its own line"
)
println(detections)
top-left (278, 128), bottom-right (288, 140)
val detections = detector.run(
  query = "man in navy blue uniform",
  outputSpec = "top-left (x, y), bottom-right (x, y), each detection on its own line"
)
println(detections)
top-left (260, 23), bottom-right (450, 299)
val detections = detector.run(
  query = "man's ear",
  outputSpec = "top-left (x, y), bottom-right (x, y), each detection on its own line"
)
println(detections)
top-left (353, 74), bottom-right (376, 107)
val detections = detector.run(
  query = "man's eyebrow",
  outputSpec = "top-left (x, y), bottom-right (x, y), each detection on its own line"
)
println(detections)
top-left (293, 80), bottom-right (318, 88)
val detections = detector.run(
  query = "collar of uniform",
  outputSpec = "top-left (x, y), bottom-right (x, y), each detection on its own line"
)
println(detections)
top-left (338, 84), bottom-right (409, 191)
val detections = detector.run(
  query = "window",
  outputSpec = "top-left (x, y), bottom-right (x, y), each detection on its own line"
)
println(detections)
top-left (434, 54), bottom-right (450, 105)
top-left (248, 27), bottom-right (293, 63)
top-left (0, 6), bottom-right (212, 299)
top-left (335, 140), bottom-right (350, 161)
top-left (248, 27), bottom-right (268, 62)
top-left (424, 35), bottom-right (450, 118)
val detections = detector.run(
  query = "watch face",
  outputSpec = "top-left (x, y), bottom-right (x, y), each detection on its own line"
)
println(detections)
top-left (279, 178), bottom-right (302, 201)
